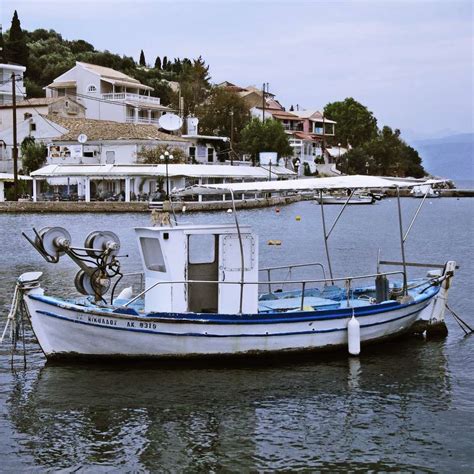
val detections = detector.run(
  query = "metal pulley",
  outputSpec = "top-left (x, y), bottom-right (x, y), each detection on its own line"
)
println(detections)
top-left (34, 227), bottom-right (71, 259)
top-left (84, 231), bottom-right (120, 258)
top-left (74, 267), bottom-right (111, 297)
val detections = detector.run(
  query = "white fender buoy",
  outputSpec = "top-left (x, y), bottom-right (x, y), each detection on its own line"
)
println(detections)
top-left (113, 286), bottom-right (133, 304)
top-left (348, 314), bottom-right (360, 356)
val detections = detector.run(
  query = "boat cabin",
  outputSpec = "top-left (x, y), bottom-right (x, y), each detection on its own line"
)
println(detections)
top-left (135, 224), bottom-right (258, 314)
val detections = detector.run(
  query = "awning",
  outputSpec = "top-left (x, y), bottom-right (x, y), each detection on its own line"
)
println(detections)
top-left (101, 77), bottom-right (153, 91)
top-left (0, 173), bottom-right (32, 182)
top-left (177, 175), bottom-right (428, 195)
top-left (31, 164), bottom-right (280, 180)
top-left (46, 81), bottom-right (77, 89)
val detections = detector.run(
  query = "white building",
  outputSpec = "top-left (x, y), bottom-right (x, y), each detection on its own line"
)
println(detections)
top-left (0, 95), bottom-right (86, 133)
top-left (30, 163), bottom-right (295, 202)
top-left (0, 63), bottom-right (26, 105)
top-left (45, 61), bottom-right (170, 125)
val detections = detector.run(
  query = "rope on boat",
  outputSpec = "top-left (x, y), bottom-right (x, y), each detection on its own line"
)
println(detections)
top-left (1, 280), bottom-right (34, 368)
top-left (446, 303), bottom-right (473, 335)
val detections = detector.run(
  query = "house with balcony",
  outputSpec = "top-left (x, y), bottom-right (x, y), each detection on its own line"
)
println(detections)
top-left (45, 62), bottom-right (170, 126)
top-left (0, 62), bottom-right (26, 106)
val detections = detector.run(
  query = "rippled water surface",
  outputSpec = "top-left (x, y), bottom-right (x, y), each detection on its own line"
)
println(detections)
top-left (0, 198), bottom-right (473, 472)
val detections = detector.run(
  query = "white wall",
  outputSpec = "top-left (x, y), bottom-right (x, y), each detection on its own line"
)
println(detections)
top-left (0, 105), bottom-right (49, 132)
top-left (0, 114), bottom-right (67, 173)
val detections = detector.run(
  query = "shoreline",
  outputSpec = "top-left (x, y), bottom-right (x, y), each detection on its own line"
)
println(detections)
top-left (0, 194), bottom-right (302, 213)
top-left (0, 188), bottom-right (472, 214)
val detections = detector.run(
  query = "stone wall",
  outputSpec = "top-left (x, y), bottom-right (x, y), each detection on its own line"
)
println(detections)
top-left (0, 195), bottom-right (302, 213)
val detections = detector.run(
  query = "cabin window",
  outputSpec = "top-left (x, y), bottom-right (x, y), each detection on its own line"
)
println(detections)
top-left (188, 234), bottom-right (216, 264)
top-left (29, 122), bottom-right (36, 132)
top-left (140, 237), bottom-right (166, 272)
top-left (87, 84), bottom-right (97, 93)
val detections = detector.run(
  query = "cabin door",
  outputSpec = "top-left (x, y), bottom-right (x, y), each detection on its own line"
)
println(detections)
top-left (187, 234), bottom-right (219, 313)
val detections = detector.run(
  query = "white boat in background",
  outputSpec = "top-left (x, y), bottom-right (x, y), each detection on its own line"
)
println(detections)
top-left (411, 184), bottom-right (441, 198)
top-left (2, 175), bottom-right (456, 361)
top-left (315, 192), bottom-right (376, 205)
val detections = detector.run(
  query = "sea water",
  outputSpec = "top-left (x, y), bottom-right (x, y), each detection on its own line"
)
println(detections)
top-left (0, 198), bottom-right (473, 471)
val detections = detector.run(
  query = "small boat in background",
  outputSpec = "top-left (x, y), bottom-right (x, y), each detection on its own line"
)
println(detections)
top-left (315, 192), bottom-right (376, 205)
top-left (411, 184), bottom-right (441, 198)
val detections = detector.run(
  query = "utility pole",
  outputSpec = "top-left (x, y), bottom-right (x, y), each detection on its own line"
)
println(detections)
top-left (262, 82), bottom-right (266, 121)
top-left (230, 110), bottom-right (234, 165)
top-left (11, 73), bottom-right (19, 201)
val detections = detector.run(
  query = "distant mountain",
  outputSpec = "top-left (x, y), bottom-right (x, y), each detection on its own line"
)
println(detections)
top-left (408, 133), bottom-right (473, 181)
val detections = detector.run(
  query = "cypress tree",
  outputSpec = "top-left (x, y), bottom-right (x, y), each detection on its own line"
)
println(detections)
top-left (139, 49), bottom-right (146, 66)
top-left (162, 56), bottom-right (168, 70)
top-left (154, 56), bottom-right (161, 69)
top-left (6, 11), bottom-right (29, 67)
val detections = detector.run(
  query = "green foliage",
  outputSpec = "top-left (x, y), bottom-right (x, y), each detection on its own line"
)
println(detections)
top-left (139, 49), bottom-right (146, 67)
top-left (6, 10), bottom-right (29, 67)
top-left (324, 98), bottom-right (378, 148)
top-left (178, 56), bottom-right (211, 116)
top-left (196, 87), bottom-right (251, 154)
top-left (343, 126), bottom-right (425, 177)
top-left (20, 136), bottom-right (47, 174)
top-left (0, 29), bottom-right (6, 63)
top-left (154, 56), bottom-right (161, 70)
top-left (240, 118), bottom-right (293, 164)
top-left (136, 144), bottom-right (187, 164)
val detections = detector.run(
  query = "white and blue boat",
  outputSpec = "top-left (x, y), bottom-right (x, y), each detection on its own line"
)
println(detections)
top-left (3, 176), bottom-right (456, 360)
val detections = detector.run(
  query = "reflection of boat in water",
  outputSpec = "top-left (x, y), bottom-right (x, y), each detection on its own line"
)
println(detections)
top-left (5, 176), bottom-right (456, 361)
top-left (5, 339), bottom-right (453, 471)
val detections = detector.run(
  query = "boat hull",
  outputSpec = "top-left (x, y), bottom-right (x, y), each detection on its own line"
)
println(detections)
top-left (24, 291), bottom-right (438, 360)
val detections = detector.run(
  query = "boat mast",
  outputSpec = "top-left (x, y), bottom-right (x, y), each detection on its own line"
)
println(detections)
top-left (229, 189), bottom-right (245, 314)
top-left (396, 186), bottom-right (408, 295)
top-left (319, 189), bottom-right (334, 282)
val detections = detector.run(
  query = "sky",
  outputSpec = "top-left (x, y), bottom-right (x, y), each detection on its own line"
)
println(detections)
top-left (2, 0), bottom-right (473, 140)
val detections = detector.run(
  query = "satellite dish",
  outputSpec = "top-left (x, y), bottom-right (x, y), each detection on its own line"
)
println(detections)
top-left (77, 134), bottom-right (88, 144)
top-left (158, 113), bottom-right (183, 131)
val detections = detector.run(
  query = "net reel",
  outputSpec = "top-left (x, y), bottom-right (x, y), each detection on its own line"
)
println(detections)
top-left (23, 227), bottom-right (123, 302)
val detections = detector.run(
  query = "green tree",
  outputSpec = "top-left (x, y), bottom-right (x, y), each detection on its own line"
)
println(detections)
top-left (324, 98), bottom-right (378, 148)
top-left (21, 137), bottom-right (47, 174)
top-left (343, 126), bottom-right (425, 177)
top-left (196, 87), bottom-right (251, 155)
top-left (6, 11), bottom-right (29, 68)
top-left (154, 56), bottom-right (161, 69)
top-left (240, 118), bottom-right (293, 165)
top-left (0, 28), bottom-right (7, 63)
top-left (136, 144), bottom-right (187, 164)
top-left (139, 49), bottom-right (146, 66)
top-left (178, 56), bottom-right (211, 116)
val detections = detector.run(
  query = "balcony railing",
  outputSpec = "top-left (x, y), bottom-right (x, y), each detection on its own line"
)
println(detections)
top-left (102, 92), bottom-right (161, 105)
top-left (126, 116), bottom-right (161, 125)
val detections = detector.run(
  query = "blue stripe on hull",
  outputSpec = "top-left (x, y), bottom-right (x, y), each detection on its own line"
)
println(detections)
top-left (28, 287), bottom-right (439, 325)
